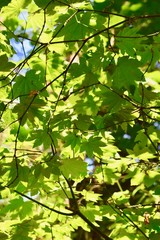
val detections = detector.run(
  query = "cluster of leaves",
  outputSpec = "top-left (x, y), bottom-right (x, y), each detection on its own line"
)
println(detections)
top-left (0, 0), bottom-right (160, 239)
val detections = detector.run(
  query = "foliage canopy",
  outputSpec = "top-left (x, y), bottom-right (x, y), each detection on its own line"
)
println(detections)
top-left (0, 0), bottom-right (160, 239)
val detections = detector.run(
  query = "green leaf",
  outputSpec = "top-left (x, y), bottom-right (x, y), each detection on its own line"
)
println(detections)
top-left (81, 204), bottom-right (102, 225)
top-left (32, 129), bottom-right (51, 149)
top-left (58, 10), bottom-right (91, 40)
top-left (60, 158), bottom-right (87, 179)
top-left (64, 133), bottom-right (81, 149)
top-left (144, 170), bottom-right (160, 187)
top-left (12, 70), bottom-right (44, 98)
top-left (2, 0), bottom-right (31, 17)
top-left (117, 27), bottom-right (147, 56)
top-left (19, 201), bottom-right (33, 220)
top-left (13, 97), bottom-right (45, 125)
top-left (112, 57), bottom-right (143, 90)
top-left (81, 136), bottom-right (106, 158)
top-left (10, 123), bottom-right (29, 142)
top-left (131, 169), bottom-right (145, 186)
top-left (74, 114), bottom-right (92, 131)
top-left (0, 0), bottom-right (160, 239)
top-left (95, 165), bottom-right (120, 185)
top-left (0, 0), bottom-right (11, 8)
top-left (0, 55), bottom-right (15, 72)
top-left (33, 0), bottom-right (55, 9)
top-left (7, 197), bottom-right (24, 212)
top-left (112, 190), bottom-right (130, 205)
top-left (81, 189), bottom-right (102, 202)
top-left (102, 90), bottom-right (126, 112)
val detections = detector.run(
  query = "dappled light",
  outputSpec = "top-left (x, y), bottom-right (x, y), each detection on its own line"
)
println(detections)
top-left (0, 0), bottom-right (160, 239)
